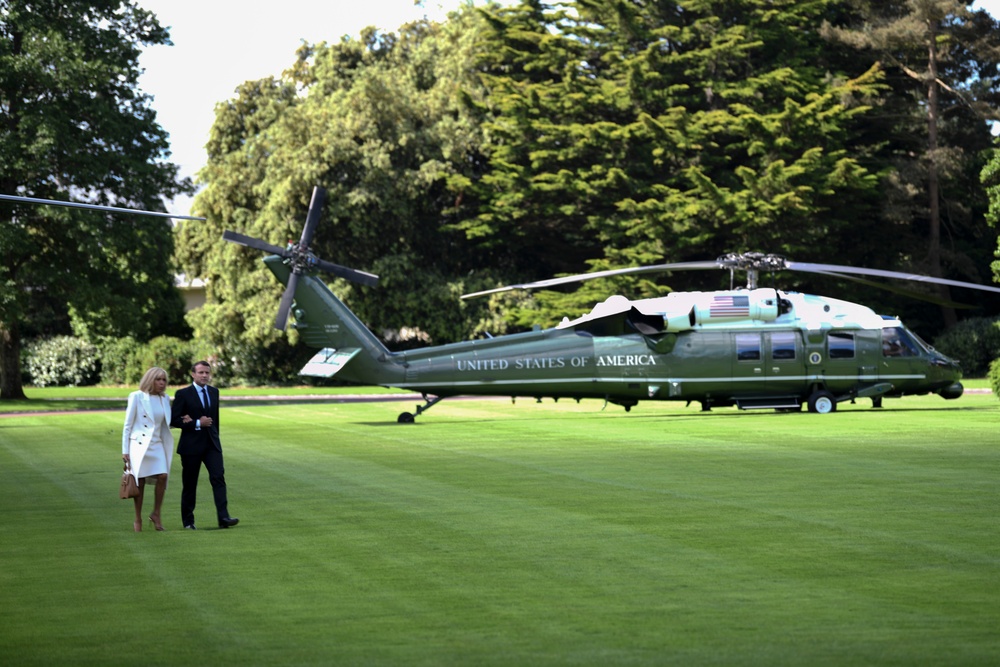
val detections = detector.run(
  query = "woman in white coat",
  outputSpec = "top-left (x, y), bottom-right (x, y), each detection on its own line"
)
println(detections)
top-left (122, 367), bottom-right (175, 531)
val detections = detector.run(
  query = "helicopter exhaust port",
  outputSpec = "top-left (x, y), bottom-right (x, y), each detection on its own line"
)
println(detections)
top-left (691, 288), bottom-right (780, 325)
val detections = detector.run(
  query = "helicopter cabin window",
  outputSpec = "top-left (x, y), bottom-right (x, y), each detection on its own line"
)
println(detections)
top-left (828, 332), bottom-right (855, 359)
top-left (881, 327), bottom-right (919, 357)
top-left (770, 332), bottom-right (797, 360)
top-left (735, 334), bottom-right (761, 361)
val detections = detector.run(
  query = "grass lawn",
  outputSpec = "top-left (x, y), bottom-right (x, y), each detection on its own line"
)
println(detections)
top-left (0, 384), bottom-right (413, 414)
top-left (1, 394), bottom-right (998, 666)
top-left (0, 379), bottom-right (990, 414)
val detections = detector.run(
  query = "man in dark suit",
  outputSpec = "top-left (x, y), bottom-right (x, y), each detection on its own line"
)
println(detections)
top-left (170, 360), bottom-right (239, 530)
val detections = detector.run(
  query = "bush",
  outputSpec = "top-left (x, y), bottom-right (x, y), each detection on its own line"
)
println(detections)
top-left (201, 341), bottom-right (311, 388)
top-left (24, 336), bottom-right (100, 387)
top-left (989, 358), bottom-right (1000, 398)
top-left (136, 336), bottom-right (194, 385)
top-left (97, 336), bottom-right (195, 386)
top-left (932, 317), bottom-right (1000, 378)
top-left (97, 336), bottom-right (145, 385)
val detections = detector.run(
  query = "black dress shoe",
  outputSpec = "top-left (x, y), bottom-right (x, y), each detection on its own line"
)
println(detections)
top-left (218, 517), bottom-right (240, 528)
top-left (184, 524), bottom-right (196, 530)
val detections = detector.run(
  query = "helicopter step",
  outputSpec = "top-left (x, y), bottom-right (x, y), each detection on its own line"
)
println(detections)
top-left (735, 396), bottom-right (803, 411)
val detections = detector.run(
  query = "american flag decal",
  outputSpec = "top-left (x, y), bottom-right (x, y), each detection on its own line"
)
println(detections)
top-left (710, 294), bottom-right (750, 317)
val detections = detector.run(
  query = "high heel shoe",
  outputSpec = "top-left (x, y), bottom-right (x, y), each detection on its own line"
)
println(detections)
top-left (133, 520), bottom-right (142, 532)
top-left (148, 514), bottom-right (164, 531)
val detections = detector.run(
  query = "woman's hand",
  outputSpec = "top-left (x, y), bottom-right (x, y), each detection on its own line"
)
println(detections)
top-left (181, 414), bottom-right (193, 424)
top-left (122, 454), bottom-right (131, 465)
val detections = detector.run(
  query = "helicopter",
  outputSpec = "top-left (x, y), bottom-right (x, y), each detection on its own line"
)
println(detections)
top-left (223, 186), bottom-right (1000, 422)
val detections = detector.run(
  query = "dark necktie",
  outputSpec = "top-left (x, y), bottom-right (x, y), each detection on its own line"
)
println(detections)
top-left (200, 386), bottom-right (209, 409)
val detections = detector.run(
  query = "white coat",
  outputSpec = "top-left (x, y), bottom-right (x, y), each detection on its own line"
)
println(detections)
top-left (121, 391), bottom-right (174, 483)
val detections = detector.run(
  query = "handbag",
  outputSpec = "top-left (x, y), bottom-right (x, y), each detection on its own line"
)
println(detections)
top-left (120, 463), bottom-right (139, 500)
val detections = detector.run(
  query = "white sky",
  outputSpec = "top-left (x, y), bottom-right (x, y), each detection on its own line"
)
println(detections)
top-left (137, 0), bottom-right (1000, 217)
top-left (137, 0), bottom-right (491, 215)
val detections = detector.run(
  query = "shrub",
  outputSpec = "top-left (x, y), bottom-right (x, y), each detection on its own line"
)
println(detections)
top-left (136, 336), bottom-right (193, 385)
top-left (207, 341), bottom-right (309, 387)
top-left (989, 358), bottom-right (1000, 398)
top-left (932, 317), bottom-right (1000, 378)
top-left (97, 336), bottom-right (195, 386)
top-left (97, 336), bottom-right (145, 385)
top-left (24, 336), bottom-right (100, 387)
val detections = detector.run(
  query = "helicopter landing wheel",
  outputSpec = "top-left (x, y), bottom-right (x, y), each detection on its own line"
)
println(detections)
top-left (397, 395), bottom-right (444, 424)
top-left (807, 390), bottom-right (837, 414)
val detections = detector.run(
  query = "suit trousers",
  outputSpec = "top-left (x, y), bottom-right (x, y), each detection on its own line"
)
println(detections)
top-left (180, 444), bottom-right (229, 526)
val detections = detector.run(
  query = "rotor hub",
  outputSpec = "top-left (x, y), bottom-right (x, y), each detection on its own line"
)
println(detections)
top-left (717, 252), bottom-right (788, 272)
top-left (286, 242), bottom-right (318, 273)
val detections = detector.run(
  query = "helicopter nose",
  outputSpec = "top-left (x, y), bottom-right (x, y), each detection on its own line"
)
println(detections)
top-left (938, 382), bottom-right (964, 399)
top-left (929, 355), bottom-right (962, 384)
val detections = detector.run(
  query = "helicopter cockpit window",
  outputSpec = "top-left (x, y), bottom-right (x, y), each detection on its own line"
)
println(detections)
top-left (735, 334), bottom-right (761, 361)
top-left (828, 332), bottom-right (855, 359)
top-left (882, 327), bottom-right (919, 357)
top-left (771, 332), bottom-right (797, 360)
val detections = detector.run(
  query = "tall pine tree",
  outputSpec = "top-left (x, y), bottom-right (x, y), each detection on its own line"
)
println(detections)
top-left (463, 0), bottom-right (884, 324)
top-left (823, 0), bottom-right (1000, 328)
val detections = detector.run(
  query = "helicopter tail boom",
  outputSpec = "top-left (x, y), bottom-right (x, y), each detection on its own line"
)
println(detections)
top-left (262, 255), bottom-right (403, 385)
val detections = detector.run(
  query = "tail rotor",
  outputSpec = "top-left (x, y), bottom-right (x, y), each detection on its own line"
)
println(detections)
top-left (222, 185), bottom-right (379, 330)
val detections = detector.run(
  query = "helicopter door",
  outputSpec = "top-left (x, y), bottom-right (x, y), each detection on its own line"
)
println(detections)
top-left (823, 330), bottom-right (879, 393)
top-left (731, 333), bottom-right (764, 395)
top-left (878, 326), bottom-right (926, 392)
top-left (765, 331), bottom-right (804, 394)
top-left (731, 332), bottom-right (804, 398)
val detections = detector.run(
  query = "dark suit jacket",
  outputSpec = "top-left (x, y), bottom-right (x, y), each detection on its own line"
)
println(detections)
top-left (171, 383), bottom-right (221, 455)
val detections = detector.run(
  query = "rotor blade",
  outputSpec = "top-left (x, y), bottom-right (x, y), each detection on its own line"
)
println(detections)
top-left (460, 261), bottom-right (722, 299)
top-left (223, 230), bottom-right (288, 257)
top-left (274, 271), bottom-right (300, 331)
top-left (0, 193), bottom-right (206, 221)
top-left (787, 261), bottom-right (1000, 295)
top-left (809, 270), bottom-right (976, 309)
top-left (299, 186), bottom-right (326, 248)
top-left (314, 258), bottom-right (380, 287)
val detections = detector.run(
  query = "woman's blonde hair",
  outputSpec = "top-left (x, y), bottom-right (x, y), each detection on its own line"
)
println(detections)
top-left (139, 367), bottom-right (169, 395)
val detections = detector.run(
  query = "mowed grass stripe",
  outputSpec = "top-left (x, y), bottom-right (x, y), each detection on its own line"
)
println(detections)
top-left (0, 414), bottom-right (271, 664)
top-left (0, 396), bottom-right (997, 665)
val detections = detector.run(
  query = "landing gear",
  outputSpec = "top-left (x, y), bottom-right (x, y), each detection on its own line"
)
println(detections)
top-left (398, 394), bottom-right (444, 423)
top-left (807, 390), bottom-right (836, 414)
top-left (607, 397), bottom-right (638, 412)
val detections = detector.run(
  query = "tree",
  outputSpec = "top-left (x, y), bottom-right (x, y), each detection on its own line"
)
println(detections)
top-left (984, 146), bottom-right (1000, 285)
top-left (176, 12), bottom-right (491, 381)
top-left (461, 0), bottom-right (885, 325)
top-left (0, 1), bottom-right (191, 399)
top-left (823, 0), bottom-right (1000, 327)
top-left (174, 0), bottom-right (998, 360)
